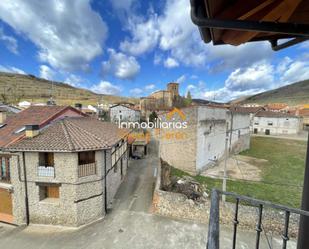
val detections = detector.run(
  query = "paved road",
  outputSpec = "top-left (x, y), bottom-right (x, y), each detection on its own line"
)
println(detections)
top-left (0, 141), bottom-right (297, 249)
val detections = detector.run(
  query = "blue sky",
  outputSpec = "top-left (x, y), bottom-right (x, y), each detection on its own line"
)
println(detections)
top-left (0, 0), bottom-right (308, 102)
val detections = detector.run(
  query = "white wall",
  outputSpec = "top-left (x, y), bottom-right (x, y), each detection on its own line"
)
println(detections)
top-left (110, 105), bottom-right (140, 123)
top-left (196, 107), bottom-right (228, 172)
top-left (253, 116), bottom-right (301, 135)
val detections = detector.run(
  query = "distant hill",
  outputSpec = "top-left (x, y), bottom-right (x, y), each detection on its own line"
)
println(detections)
top-left (0, 72), bottom-right (138, 106)
top-left (231, 79), bottom-right (309, 106)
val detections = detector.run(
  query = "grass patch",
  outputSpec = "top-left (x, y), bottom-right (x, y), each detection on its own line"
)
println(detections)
top-left (171, 137), bottom-right (307, 208)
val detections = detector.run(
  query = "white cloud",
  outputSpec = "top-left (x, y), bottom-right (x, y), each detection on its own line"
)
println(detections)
top-left (102, 49), bottom-right (140, 80)
top-left (91, 81), bottom-right (122, 95)
top-left (39, 65), bottom-right (55, 80)
top-left (145, 84), bottom-right (155, 90)
top-left (120, 14), bottom-right (159, 56)
top-left (119, 0), bottom-right (272, 69)
top-left (0, 27), bottom-right (18, 54)
top-left (279, 60), bottom-right (309, 84)
top-left (130, 88), bottom-right (143, 95)
top-left (0, 0), bottom-right (107, 71)
top-left (109, 0), bottom-right (136, 13)
top-left (176, 75), bottom-right (186, 84)
top-left (64, 74), bottom-right (83, 87)
top-left (0, 65), bottom-right (25, 74)
top-left (225, 63), bottom-right (274, 91)
top-left (164, 57), bottom-right (179, 68)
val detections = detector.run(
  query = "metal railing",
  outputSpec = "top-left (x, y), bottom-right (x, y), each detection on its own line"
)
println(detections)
top-left (78, 162), bottom-right (97, 178)
top-left (38, 166), bottom-right (55, 177)
top-left (207, 189), bottom-right (309, 249)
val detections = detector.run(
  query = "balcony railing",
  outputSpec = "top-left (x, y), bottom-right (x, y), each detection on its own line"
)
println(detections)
top-left (78, 162), bottom-right (96, 178)
top-left (38, 166), bottom-right (55, 177)
top-left (207, 189), bottom-right (309, 249)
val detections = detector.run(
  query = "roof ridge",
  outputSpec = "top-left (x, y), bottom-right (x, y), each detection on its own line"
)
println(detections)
top-left (61, 120), bottom-right (75, 151)
top-left (65, 119), bottom-right (109, 147)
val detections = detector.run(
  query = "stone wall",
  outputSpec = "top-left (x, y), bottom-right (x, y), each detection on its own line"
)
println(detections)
top-left (152, 161), bottom-right (300, 238)
top-left (8, 146), bottom-right (128, 227)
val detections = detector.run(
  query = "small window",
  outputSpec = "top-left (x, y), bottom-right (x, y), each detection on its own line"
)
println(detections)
top-left (254, 122), bottom-right (259, 125)
top-left (39, 185), bottom-right (60, 200)
top-left (267, 122), bottom-right (273, 126)
top-left (238, 130), bottom-right (241, 138)
top-left (39, 152), bottom-right (54, 166)
top-left (78, 151), bottom-right (95, 165)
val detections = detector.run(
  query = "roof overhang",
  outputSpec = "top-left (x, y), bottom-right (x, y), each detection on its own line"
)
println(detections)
top-left (190, 0), bottom-right (309, 50)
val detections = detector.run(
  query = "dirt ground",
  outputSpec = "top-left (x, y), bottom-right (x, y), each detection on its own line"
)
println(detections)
top-left (202, 155), bottom-right (268, 181)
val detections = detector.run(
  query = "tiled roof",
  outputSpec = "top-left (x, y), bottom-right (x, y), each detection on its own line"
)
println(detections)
top-left (230, 106), bottom-right (265, 114)
top-left (8, 117), bottom-right (130, 152)
top-left (0, 106), bottom-right (85, 148)
top-left (255, 110), bottom-right (299, 118)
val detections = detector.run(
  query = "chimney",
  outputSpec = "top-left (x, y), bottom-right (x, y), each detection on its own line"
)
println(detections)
top-left (75, 103), bottom-right (82, 111)
top-left (0, 111), bottom-right (7, 124)
top-left (25, 125), bottom-right (40, 138)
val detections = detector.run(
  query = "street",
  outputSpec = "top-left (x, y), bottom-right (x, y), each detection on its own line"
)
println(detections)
top-left (0, 141), bottom-right (297, 249)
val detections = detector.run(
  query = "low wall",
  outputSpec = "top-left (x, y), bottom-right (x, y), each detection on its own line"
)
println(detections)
top-left (152, 161), bottom-right (299, 237)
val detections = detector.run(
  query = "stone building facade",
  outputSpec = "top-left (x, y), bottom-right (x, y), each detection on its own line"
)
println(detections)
top-left (140, 82), bottom-right (180, 117)
top-left (158, 106), bottom-right (250, 175)
top-left (0, 107), bottom-right (130, 227)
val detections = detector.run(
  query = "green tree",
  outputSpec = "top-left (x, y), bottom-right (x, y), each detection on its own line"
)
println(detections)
top-left (149, 111), bottom-right (158, 123)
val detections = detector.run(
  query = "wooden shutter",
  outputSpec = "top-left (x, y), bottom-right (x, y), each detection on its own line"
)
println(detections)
top-left (47, 186), bottom-right (59, 198)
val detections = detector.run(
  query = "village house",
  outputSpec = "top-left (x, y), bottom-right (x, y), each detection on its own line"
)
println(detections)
top-left (253, 110), bottom-right (302, 135)
top-left (158, 106), bottom-right (250, 175)
top-left (110, 104), bottom-right (141, 123)
top-left (0, 106), bottom-right (130, 227)
top-left (230, 106), bottom-right (265, 132)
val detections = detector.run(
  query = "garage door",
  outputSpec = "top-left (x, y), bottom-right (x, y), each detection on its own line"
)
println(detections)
top-left (0, 188), bottom-right (13, 223)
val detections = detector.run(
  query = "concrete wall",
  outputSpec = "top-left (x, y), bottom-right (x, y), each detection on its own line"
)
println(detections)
top-left (196, 107), bottom-right (228, 172)
top-left (159, 107), bottom-right (198, 174)
top-left (229, 112), bottom-right (250, 153)
top-left (253, 116), bottom-right (302, 135)
top-left (159, 106), bottom-right (251, 174)
top-left (110, 105), bottom-right (140, 123)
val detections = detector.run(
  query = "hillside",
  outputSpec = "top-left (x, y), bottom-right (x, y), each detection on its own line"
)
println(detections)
top-left (231, 79), bottom-right (309, 105)
top-left (0, 72), bottom-right (138, 106)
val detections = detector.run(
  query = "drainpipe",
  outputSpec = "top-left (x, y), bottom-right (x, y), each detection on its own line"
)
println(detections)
top-left (104, 150), bottom-right (107, 214)
top-left (297, 132), bottom-right (309, 249)
top-left (22, 152), bottom-right (30, 225)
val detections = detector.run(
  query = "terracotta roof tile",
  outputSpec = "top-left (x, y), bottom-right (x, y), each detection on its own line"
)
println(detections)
top-left (0, 106), bottom-right (85, 148)
top-left (8, 117), bottom-right (130, 152)
top-left (255, 110), bottom-right (299, 118)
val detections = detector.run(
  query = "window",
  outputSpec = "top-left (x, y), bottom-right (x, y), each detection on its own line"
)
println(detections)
top-left (0, 156), bottom-right (10, 183)
top-left (39, 185), bottom-right (60, 200)
top-left (254, 122), bottom-right (259, 125)
top-left (39, 152), bottom-right (54, 166)
top-left (267, 121), bottom-right (273, 126)
top-left (238, 130), bottom-right (241, 138)
top-left (78, 151), bottom-right (95, 165)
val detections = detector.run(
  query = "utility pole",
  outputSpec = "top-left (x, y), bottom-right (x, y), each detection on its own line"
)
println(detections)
top-left (297, 132), bottom-right (309, 249)
top-left (222, 121), bottom-right (229, 203)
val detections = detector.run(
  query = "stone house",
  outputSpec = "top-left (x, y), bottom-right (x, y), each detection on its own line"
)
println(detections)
top-left (110, 104), bottom-right (141, 123)
top-left (0, 106), bottom-right (130, 227)
top-left (253, 111), bottom-right (302, 135)
top-left (158, 106), bottom-right (250, 175)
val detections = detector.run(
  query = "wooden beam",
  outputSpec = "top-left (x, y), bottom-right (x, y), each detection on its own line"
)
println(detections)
top-left (221, 0), bottom-right (303, 45)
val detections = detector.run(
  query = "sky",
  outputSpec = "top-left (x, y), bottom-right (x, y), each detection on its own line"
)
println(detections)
top-left (0, 0), bottom-right (308, 102)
